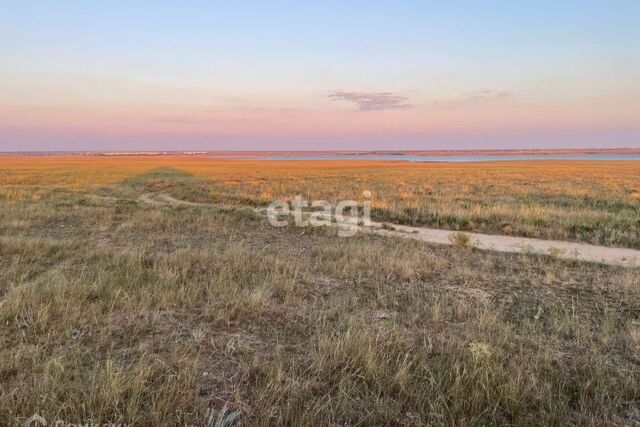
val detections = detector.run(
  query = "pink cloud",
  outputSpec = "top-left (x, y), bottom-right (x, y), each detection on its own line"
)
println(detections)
top-left (329, 91), bottom-right (413, 111)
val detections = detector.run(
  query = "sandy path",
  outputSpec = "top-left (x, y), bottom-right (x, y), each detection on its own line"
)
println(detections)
top-left (137, 193), bottom-right (640, 267)
top-left (372, 222), bottom-right (639, 267)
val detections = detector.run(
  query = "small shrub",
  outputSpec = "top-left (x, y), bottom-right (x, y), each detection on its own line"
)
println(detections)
top-left (547, 246), bottom-right (564, 259)
top-left (449, 231), bottom-right (472, 249)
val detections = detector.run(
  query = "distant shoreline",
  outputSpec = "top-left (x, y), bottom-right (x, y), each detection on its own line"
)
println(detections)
top-left (2, 148), bottom-right (640, 157)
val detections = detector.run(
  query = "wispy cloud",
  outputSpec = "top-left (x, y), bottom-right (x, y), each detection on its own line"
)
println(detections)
top-left (329, 91), bottom-right (412, 111)
top-left (434, 89), bottom-right (513, 109)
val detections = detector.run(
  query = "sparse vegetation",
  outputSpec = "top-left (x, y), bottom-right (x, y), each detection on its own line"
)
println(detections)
top-left (2, 156), bottom-right (639, 248)
top-left (449, 231), bottom-right (472, 249)
top-left (1, 158), bottom-right (639, 425)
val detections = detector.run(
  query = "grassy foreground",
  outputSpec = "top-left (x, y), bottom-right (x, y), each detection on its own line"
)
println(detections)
top-left (1, 165), bottom-right (639, 425)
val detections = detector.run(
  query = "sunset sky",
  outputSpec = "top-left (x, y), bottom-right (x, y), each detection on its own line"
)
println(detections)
top-left (1, 1), bottom-right (639, 151)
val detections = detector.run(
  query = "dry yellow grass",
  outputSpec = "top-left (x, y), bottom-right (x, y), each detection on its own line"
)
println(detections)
top-left (1, 163), bottom-right (640, 425)
top-left (2, 155), bottom-right (639, 247)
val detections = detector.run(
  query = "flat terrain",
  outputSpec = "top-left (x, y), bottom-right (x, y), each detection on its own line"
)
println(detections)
top-left (135, 189), bottom-right (640, 267)
top-left (3, 156), bottom-right (640, 248)
top-left (1, 157), bottom-right (639, 425)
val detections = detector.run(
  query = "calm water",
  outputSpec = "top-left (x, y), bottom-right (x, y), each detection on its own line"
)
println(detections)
top-left (210, 153), bottom-right (640, 162)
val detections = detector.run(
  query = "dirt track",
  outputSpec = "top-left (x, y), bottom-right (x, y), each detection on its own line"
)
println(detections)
top-left (373, 222), bottom-right (640, 267)
top-left (137, 193), bottom-right (640, 267)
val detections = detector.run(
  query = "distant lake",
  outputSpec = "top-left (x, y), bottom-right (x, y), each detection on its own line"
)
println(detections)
top-left (209, 153), bottom-right (640, 162)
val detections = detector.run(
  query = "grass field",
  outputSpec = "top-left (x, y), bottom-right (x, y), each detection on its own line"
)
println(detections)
top-left (1, 156), bottom-right (640, 425)
top-left (3, 156), bottom-right (639, 248)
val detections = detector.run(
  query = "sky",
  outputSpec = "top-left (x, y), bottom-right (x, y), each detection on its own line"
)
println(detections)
top-left (1, 0), bottom-right (639, 151)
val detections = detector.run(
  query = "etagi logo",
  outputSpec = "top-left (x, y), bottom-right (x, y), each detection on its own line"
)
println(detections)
top-left (267, 191), bottom-right (373, 237)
